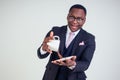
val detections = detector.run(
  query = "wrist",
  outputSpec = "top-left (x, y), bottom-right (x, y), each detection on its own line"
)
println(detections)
top-left (68, 62), bottom-right (76, 70)
top-left (40, 46), bottom-right (47, 54)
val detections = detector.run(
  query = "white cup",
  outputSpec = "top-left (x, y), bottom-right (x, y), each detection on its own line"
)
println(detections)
top-left (47, 36), bottom-right (60, 52)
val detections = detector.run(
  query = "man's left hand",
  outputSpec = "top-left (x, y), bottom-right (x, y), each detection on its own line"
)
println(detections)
top-left (51, 56), bottom-right (76, 67)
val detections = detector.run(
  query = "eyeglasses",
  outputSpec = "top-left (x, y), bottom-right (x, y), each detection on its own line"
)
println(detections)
top-left (68, 16), bottom-right (84, 23)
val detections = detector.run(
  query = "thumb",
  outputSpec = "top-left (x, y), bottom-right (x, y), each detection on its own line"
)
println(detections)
top-left (50, 31), bottom-right (54, 38)
top-left (71, 56), bottom-right (76, 61)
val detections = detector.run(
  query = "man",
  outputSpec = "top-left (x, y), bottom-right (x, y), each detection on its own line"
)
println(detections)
top-left (37, 4), bottom-right (96, 80)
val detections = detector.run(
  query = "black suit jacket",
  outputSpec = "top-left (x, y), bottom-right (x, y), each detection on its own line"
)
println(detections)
top-left (37, 25), bottom-right (96, 80)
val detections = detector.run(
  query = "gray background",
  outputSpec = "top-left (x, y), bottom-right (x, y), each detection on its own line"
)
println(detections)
top-left (0, 0), bottom-right (120, 80)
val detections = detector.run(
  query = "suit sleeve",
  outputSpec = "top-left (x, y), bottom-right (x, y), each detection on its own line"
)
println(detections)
top-left (37, 46), bottom-right (50, 59)
top-left (73, 35), bottom-right (96, 72)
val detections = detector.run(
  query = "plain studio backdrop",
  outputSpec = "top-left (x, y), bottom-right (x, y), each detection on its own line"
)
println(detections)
top-left (0, 0), bottom-right (120, 80)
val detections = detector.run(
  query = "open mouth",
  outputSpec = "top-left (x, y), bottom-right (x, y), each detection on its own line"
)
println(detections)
top-left (71, 25), bottom-right (78, 29)
top-left (69, 26), bottom-right (78, 32)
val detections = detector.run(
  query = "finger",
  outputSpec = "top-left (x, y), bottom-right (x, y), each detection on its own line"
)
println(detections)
top-left (71, 56), bottom-right (77, 61)
top-left (46, 47), bottom-right (52, 54)
top-left (60, 61), bottom-right (66, 66)
top-left (51, 60), bottom-right (60, 65)
top-left (57, 52), bottom-right (63, 59)
top-left (47, 50), bottom-right (52, 54)
top-left (52, 60), bottom-right (65, 66)
top-left (50, 31), bottom-right (54, 38)
top-left (49, 50), bottom-right (52, 54)
top-left (43, 37), bottom-right (48, 43)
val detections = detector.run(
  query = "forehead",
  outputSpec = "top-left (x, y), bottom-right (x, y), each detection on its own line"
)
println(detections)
top-left (69, 8), bottom-right (86, 17)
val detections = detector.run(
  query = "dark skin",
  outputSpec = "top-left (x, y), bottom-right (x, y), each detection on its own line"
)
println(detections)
top-left (67, 8), bottom-right (86, 32)
top-left (42, 8), bottom-right (86, 67)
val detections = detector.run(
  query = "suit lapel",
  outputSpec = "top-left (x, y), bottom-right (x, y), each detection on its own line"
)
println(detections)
top-left (71, 29), bottom-right (86, 54)
top-left (59, 26), bottom-right (67, 55)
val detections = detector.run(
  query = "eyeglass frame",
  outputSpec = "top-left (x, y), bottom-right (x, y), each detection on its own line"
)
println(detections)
top-left (68, 16), bottom-right (85, 23)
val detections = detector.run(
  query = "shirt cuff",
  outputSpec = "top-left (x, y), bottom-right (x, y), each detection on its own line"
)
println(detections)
top-left (68, 62), bottom-right (76, 70)
top-left (40, 46), bottom-right (47, 54)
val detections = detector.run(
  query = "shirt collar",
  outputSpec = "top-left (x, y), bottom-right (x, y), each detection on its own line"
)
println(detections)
top-left (67, 26), bottom-right (80, 36)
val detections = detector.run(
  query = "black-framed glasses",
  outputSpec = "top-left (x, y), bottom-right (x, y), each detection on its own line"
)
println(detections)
top-left (68, 16), bottom-right (84, 23)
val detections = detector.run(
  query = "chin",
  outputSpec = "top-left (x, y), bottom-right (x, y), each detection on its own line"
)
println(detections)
top-left (70, 27), bottom-right (79, 32)
top-left (70, 29), bottom-right (77, 32)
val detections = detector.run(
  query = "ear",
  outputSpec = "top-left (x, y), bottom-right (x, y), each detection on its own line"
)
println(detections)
top-left (67, 14), bottom-right (69, 20)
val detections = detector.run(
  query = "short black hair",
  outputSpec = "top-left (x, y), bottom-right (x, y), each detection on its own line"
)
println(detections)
top-left (69, 4), bottom-right (87, 15)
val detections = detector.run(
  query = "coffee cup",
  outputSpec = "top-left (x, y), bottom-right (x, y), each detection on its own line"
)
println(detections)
top-left (47, 36), bottom-right (60, 52)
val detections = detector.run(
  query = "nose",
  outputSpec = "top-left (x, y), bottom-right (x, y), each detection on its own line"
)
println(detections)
top-left (73, 19), bottom-right (77, 24)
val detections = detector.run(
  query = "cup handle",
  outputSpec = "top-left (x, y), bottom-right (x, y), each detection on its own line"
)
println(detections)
top-left (53, 36), bottom-right (60, 40)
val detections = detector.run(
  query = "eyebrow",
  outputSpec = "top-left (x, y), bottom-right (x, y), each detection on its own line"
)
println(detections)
top-left (69, 15), bottom-right (84, 19)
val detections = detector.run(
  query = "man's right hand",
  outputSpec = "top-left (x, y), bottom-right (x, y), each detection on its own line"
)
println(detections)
top-left (42, 31), bottom-right (54, 53)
